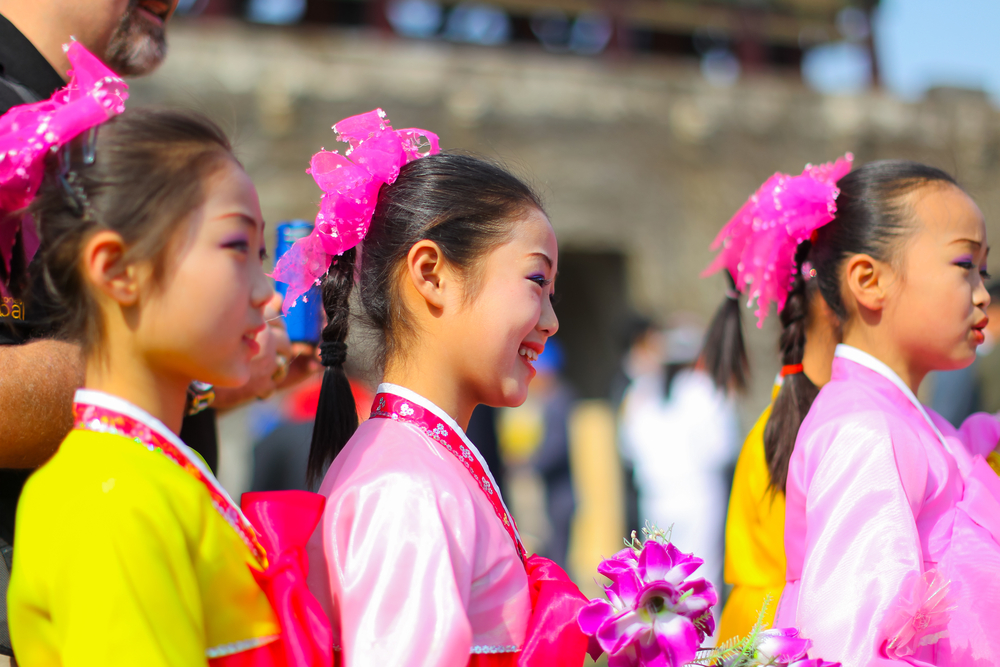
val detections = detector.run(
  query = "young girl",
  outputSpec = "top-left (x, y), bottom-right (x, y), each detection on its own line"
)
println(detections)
top-left (701, 158), bottom-right (846, 641)
top-left (271, 110), bottom-right (589, 666)
top-left (772, 161), bottom-right (1000, 664)
top-left (6, 44), bottom-right (329, 667)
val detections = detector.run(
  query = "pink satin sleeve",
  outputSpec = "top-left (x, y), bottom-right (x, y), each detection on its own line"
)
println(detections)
top-left (954, 412), bottom-right (1000, 459)
top-left (779, 417), bottom-right (933, 666)
top-left (321, 469), bottom-right (475, 667)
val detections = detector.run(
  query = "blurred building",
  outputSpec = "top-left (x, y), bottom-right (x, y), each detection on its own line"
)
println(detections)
top-left (152, 5), bottom-right (1000, 506)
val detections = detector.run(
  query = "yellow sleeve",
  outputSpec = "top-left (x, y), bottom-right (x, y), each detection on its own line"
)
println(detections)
top-left (717, 394), bottom-right (787, 643)
top-left (9, 431), bottom-right (209, 667)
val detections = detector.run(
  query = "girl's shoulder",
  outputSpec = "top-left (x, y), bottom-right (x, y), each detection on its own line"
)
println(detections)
top-left (17, 428), bottom-right (236, 565)
top-left (26, 427), bottom-right (207, 504)
top-left (322, 417), bottom-right (480, 505)
top-left (795, 378), bottom-right (933, 483)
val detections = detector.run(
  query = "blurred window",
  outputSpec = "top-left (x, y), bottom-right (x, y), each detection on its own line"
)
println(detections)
top-left (444, 2), bottom-right (511, 46)
top-left (386, 0), bottom-right (444, 38)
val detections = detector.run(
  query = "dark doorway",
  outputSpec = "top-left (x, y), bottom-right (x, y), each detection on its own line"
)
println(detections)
top-left (554, 250), bottom-right (631, 400)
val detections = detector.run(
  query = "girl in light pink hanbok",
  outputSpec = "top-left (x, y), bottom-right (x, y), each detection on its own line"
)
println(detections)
top-left (271, 109), bottom-right (590, 667)
top-left (769, 160), bottom-right (1000, 665)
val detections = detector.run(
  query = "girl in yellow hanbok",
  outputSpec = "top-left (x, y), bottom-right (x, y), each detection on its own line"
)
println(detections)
top-left (5, 44), bottom-right (328, 667)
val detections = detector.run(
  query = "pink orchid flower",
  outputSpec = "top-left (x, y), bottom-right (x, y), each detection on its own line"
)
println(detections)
top-left (578, 539), bottom-right (717, 667)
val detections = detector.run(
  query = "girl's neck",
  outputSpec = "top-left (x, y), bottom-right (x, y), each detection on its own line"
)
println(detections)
top-left (841, 329), bottom-right (926, 394)
top-left (382, 358), bottom-right (474, 431)
top-left (85, 352), bottom-right (190, 434)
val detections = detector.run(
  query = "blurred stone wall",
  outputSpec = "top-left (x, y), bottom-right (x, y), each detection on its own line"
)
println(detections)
top-left (132, 18), bottom-right (1000, 421)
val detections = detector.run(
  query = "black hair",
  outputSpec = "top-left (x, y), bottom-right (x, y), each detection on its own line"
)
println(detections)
top-left (703, 271), bottom-right (749, 393)
top-left (764, 159), bottom-right (957, 493)
top-left (762, 241), bottom-right (820, 494)
top-left (812, 160), bottom-right (957, 321)
top-left (307, 152), bottom-right (545, 486)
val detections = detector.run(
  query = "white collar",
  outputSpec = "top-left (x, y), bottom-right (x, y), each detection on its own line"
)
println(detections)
top-left (376, 382), bottom-right (518, 539)
top-left (74, 388), bottom-right (244, 513)
top-left (834, 345), bottom-right (952, 455)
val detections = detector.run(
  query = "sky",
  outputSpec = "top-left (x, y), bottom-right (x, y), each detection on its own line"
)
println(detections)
top-left (875, 0), bottom-right (1000, 104)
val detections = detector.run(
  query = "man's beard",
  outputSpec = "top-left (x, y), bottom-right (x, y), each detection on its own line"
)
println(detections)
top-left (104, 0), bottom-right (168, 77)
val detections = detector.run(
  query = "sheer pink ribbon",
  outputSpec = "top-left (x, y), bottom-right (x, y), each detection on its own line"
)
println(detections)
top-left (270, 108), bottom-right (439, 313)
top-left (0, 41), bottom-right (127, 284)
top-left (702, 154), bottom-right (853, 327)
top-left (241, 490), bottom-right (333, 667)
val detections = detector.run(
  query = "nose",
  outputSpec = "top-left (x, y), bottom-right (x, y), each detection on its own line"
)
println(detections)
top-left (251, 260), bottom-right (274, 310)
top-left (974, 274), bottom-right (990, 310)
top-left (538, 292), bottom-right (559, 337)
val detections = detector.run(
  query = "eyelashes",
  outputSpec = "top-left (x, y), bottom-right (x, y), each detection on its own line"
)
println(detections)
top-left (954, 260), bottom-right (992, 281)
top-left (529, 275), bottom-right (559, 304)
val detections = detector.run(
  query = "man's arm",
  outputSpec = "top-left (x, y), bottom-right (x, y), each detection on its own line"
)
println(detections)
top-left (0, 339), bottom-right (83, 467)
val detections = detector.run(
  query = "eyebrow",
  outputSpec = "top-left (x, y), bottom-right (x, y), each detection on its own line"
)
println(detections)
top-left (951, 238), bottom-right (984, 248)
top-left (218, 212), bottom-right (264, 232)
top-left (530, 252), bottom-right (553, 269)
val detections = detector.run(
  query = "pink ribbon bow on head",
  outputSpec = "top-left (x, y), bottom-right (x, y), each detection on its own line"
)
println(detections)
top-left (0, 40), bottom-right (128, 283)
top-left (701, 154), bottom-right (853, 327)
top-left (270, 108), bottom-right (440, 314)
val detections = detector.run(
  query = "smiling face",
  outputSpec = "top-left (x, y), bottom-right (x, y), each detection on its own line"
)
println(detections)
top-left (447, 207), bottom-right (560, 408)
top-left (135, 159), bottom-right (273, 388)
top-left (883, 182), bottom-right (990, 376)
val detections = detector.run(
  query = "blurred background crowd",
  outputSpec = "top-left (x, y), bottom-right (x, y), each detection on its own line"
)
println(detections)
top-left (125, 0), bottom-right (1000, 624)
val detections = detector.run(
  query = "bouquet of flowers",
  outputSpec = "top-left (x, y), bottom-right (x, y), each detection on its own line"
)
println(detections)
top-left (577, 525), bottom-right (840, 667)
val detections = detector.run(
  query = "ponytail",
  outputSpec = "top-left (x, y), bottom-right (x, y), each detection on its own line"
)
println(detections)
top-left (703, 272), bottom-right (749, 393)
top-left (762, 242), bottom-right (819, 494)
top-left (307, 247), bottom-right (359, 488)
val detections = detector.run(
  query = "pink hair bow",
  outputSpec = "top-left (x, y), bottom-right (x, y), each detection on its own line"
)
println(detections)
top-left (0, 41), bottom-right (128, 282)
top-left (271, 108), bottom-right (440, 313)
top-left (702, 154), bottom-right (853, 327)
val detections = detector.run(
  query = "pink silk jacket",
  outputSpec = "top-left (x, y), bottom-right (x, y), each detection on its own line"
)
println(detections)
top-left (306, 384), bottom-right (532, 667)
top-left (777, 345), bottom-right (1000, 666)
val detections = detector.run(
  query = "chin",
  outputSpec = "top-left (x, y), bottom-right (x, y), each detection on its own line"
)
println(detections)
top-left (199, 365), bottom-right (251, 388)
top-left (497, 377), bottom-right (530, 408)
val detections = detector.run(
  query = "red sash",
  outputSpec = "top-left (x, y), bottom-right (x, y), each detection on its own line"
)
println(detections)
top-left (370, 392), bottom-right (527, 561)
top-left (73, 401), bottom-right (268, 567)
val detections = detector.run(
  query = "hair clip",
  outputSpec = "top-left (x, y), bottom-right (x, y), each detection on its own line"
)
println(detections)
top-left (57, 142), bottom-right (91, 220)
top-left (82, 126), bottom-right (98, 166)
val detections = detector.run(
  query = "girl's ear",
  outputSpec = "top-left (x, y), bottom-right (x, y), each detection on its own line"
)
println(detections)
top-left (844, 252), bottom-right (891, 313)
top-left (404, 239), bottom-right (449, 311)
top-left (81, 230), bottom-right (141, 306)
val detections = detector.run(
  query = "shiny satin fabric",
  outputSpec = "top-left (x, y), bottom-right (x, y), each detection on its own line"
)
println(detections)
top-left (778, 352), bottom-right (1000, 666)
top-left (519, 555), bottom-right (589, 666)
top-left (328, 556), bottom-right (588, 667)
top-left (307, 415), bottom-right (532, 666)
top-left (241, 491), bottom-right (333, 667)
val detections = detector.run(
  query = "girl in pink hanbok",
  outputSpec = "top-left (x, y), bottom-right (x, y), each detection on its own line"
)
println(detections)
top-left (272, 110), bottom-right (589, 667)
top-left (764, 160), bottom-right (1000, 665)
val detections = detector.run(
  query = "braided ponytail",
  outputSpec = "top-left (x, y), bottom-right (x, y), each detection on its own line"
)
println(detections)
top-left (762, 242), bottom-right (819, 494)
top-left (703, 272), bottom-right (749, 393)
top-left (307, 247), bottom-right (359, 487)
